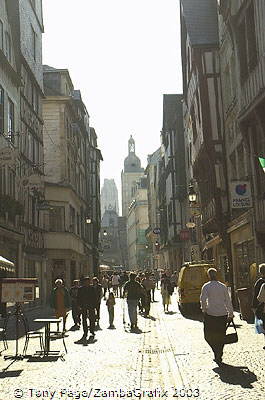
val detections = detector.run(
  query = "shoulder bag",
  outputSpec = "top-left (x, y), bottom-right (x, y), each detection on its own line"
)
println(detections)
top-left (224, 320), bottom-right (238, 344)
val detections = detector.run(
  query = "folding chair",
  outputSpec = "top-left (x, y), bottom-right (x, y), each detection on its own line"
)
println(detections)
top-left (23, 318), bottom-right (44, 356)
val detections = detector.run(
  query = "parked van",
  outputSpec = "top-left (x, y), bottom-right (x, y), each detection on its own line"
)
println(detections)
top-left (177, 261), bottom-right (220, 313)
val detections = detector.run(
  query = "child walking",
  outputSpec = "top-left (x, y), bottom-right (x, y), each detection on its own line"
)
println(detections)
top-left (106, 292), bottom-right (116, 329)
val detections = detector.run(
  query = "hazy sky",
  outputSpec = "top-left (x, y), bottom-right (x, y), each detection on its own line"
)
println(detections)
top-left (42, 0), bottom-right (183, 212)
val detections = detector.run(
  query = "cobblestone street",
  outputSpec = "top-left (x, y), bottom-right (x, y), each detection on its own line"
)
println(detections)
top-left (1, 290), bottom-right (265, 400)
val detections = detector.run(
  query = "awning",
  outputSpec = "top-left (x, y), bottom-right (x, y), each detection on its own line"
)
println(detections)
top-left (0, 256), bottom-right (15, 273)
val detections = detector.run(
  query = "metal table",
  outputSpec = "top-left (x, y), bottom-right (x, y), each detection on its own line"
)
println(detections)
top-left (34, 318), bottom-right (66, 355)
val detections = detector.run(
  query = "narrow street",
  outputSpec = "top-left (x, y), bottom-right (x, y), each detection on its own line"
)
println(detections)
top-left (1, 291), bottom-right (265, 400)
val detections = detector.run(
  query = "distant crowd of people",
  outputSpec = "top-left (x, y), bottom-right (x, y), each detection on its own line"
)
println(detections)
top-left (49, 269), bottom-right (178, 343)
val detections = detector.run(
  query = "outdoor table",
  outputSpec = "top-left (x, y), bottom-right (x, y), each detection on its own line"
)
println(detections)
top-left (34, 318), bottom-right (62, 355)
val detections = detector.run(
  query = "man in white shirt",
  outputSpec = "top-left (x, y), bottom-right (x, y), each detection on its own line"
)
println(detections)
top-left (200, 268), bottom-right (234, 365)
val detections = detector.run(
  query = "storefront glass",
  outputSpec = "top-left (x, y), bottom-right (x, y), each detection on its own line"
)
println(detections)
top-left (234, 239), bottom-right (255, 288)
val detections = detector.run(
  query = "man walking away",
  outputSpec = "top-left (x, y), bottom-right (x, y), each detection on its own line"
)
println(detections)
top-left (123, 272), bottom-right (142, 331)
top-left (200, 268), bottom-right (234, 365)
top-left (69, 280), bottom-right (81, 329)
top-left (76, 277), bottom-right (97, 344)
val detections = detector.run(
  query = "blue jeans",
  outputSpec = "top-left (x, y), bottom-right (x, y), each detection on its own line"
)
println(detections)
top-left (127, 299), bottom-right (138, 325)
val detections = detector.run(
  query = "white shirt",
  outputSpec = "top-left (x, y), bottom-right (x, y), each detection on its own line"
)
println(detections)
top-left (200, 280), bottom-right (234, 317)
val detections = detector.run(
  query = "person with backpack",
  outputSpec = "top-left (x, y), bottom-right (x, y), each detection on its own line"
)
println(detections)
top-left (123, 272), bottom-right (142, 331)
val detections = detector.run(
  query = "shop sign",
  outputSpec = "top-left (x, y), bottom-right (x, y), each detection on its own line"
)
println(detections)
top-left (230, 181), bottom-right (252, 209)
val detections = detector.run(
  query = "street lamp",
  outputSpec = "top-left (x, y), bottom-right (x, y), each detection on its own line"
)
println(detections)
top-left (188, 186), bottom-right (197, 203)
top-left (85, 217), bottom-right (92, 224)
top-left (103, 230), bottom-right (107, 236)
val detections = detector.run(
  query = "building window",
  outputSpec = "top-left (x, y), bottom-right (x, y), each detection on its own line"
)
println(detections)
top-left (0, 20), bottom-right (3, 50)
top-left (7, 98), bottom-right (14, 143)
top-left (69, 205), bottom-right (76, 233)
top-left (237, 1), bottom-right (257, 82)
top-left (0, 86), bottom-right (4, 135)
top-left (49, 207), bottom-right (65, 232)
top-left (5, 31), bottom-right (11, 62)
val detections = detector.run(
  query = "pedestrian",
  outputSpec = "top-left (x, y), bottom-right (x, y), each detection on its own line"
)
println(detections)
top-left (150, 273), bottom-right (156, 302)
top-left (92, 277), bottom-right (103, 327)
top-left (75, 277), bottom-right (97, 344)
top-left (119, 271), bottom-right (129, 297)
top-left (154, 269), bottom-right (160, 289)
top-left (112, 272), bottom-right (120, 297)
top-left (101, 274), bottom-right (109, 299)
top-left (160, 273), bottom-right (173, 312)
top-left (123, 272), bottom-right (142, 331)
top-left (50, 279), bottom-right (70, 333)
top-left (69, 279), bottom-right (81, 329)
top-left (200, 268), bottom-right (234, 365)
top-left (142, 273), bottom-right (154, 316)
top-left (256, 279), bottom-right (265, 349)
top-left (106, 292), bottom-right (116, 328)
top-left (170, 271), bottom-right (178, 293)
top-left (252, 263), bottom-right (265, 311)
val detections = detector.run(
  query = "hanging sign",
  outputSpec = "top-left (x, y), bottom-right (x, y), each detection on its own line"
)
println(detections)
top-left (230, 181), bottom-right (252, 209)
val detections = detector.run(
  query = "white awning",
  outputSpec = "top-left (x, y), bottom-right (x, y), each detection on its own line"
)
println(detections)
top-left (0, 256), bottom-right (14, 267)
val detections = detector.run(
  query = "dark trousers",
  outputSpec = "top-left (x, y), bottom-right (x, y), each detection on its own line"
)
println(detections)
top-left (72, 303), bottom-right (81, 325)
top-left (108, 306), bottom-right (114, 325)
top-left (81, 307), bottom-right (96, 337)
top-left (151, 288), bottom-right (155, 302)
top-left (203, 313), bottom-right (227, 361)
top-left (95, 302), bottom-right (101, 322)
top-left (144, 290), bottom-right (151, 315)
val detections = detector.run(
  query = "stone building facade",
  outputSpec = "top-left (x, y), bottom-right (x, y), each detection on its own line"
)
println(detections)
top-left (218, 0), bottom-right (265, 291)
top-left (42, 66), bottom-right (102, 293)
top-left (0, 0), bottom-right (46, 304)
top-left (127, 177), bottom-right (149, 270)
top-left (145, 148), bottom-right (161, 270)
top-left (180, 0), bottom-right (229, 281)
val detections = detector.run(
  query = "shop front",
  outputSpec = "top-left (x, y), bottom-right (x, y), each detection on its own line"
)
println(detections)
top-left (228, 213), bottom-right (254, 291)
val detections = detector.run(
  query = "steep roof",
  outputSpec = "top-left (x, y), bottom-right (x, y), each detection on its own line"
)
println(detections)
top-left (181, 0), bottom-right (219, 46)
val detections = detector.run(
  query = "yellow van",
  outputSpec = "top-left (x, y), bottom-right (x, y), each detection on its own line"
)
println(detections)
top-left (177, 261), bottom-right (220, 313)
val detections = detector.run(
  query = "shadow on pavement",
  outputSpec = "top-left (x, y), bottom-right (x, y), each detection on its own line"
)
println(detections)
top-left (0, 369), bottom-right (23, 378)
top-left (213, 364), bottom-right (257, 388)
top-left (183, 312), bottom-right (204, 322)
top-left (27, 356), bottom-right (61, 362)
top-left (165, 311), bottom-right (178, 315)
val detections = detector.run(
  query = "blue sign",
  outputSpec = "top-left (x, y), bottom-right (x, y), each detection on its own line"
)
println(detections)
top-left (153, 228), bottom-right (161, 234)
